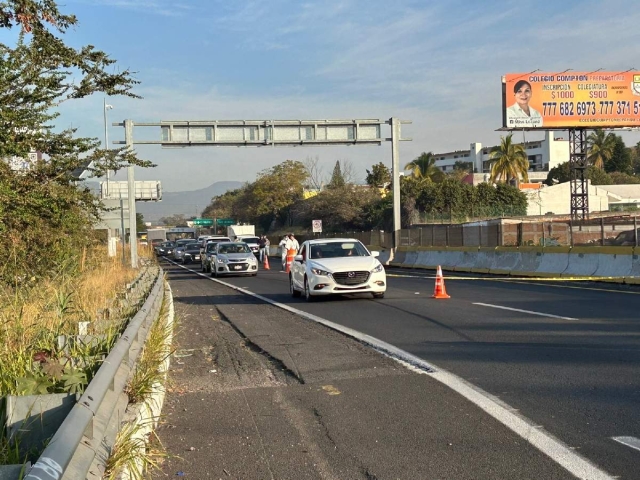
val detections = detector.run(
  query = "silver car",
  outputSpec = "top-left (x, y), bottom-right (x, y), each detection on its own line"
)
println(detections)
top-left (210, 242), bottom-right (258, 277)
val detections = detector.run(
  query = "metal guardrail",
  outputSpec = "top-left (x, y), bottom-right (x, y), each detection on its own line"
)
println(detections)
top-left (23, 267), bottom-right (164, 480)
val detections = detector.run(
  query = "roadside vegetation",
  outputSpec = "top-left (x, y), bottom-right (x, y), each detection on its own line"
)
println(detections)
top-left (201, 147), bottom-right (529, 232)
top-left (1, 0), bottom-right (159, 468)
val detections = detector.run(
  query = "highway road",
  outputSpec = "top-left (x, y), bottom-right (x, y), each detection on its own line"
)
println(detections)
top-left (166, 258), bottom-right (640, 479)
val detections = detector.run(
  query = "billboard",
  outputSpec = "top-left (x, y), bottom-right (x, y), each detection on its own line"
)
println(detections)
top-left (502, 72), bottom-right (640, 129)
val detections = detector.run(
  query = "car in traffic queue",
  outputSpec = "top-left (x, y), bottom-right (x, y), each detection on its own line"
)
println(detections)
top-left (235, 235), bottom-right (261, 256)
top-left (200, 239), bottom-right (230, 273)
top-left (155, 241), bottom-right (175, 256)
top-left (180, 242), bottom-right (202, 264)
top-left (208, 242), bottom-right (258, 277)
top-left (289, 238), bottom-right (386, 301)
top-left (171, 238), bottom-right (194, 262)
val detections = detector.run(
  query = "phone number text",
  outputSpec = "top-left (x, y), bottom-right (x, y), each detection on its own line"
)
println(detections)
top-left (541, 101), bottom-right (640, 116)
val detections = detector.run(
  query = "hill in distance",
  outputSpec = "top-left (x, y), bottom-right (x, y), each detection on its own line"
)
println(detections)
top-left (136, 181), bottom-right (243, 222)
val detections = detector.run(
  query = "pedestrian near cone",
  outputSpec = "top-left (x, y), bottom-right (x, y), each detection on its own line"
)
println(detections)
top-left (432, 265), bottom-right (450, 299)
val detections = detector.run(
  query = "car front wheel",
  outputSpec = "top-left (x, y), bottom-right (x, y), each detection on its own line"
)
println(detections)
top-left (372, 292), bottom-right (385, 299)
top-left (290, 275), bottom-right (301, 297)
top-left (304, 277), bottom-right (314, 302)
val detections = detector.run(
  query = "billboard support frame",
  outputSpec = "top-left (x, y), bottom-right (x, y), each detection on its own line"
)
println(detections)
top-left (569, 128), bottom-right (589, 221)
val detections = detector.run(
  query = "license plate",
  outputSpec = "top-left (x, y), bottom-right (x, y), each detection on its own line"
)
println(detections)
top-left (233, 265), bottom-right (242, 270)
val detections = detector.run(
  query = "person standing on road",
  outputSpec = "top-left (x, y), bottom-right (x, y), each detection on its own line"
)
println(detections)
top-left (288, 233), bottom-right (299, 254)
top-left (258, 235), bottom-right (267, 262)
top-left (279, 235), bottom-right (288, 270)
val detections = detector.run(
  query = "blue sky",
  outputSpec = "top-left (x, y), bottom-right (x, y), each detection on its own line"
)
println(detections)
top-left (7, 0), bottom-right (640, 191)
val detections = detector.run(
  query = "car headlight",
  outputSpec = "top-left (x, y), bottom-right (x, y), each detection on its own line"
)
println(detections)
top-left (310, 267), bottom-right (332, 276)
top-left (371, 263), bottom-right (384, 273)
top-left (248, 256), bottom-right (257, 263)
top-left (217, 257), bottom-right (227, 264)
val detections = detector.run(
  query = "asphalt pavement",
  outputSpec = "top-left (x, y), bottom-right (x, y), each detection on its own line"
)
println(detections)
top-left (151, 261), bottom-right (586, 479)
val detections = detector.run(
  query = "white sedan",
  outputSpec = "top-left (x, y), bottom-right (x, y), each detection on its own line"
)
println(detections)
top-left (289, 239), bottom-right (386, 301)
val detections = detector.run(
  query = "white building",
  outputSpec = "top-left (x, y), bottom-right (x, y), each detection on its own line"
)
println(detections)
top-left (431, 131), bottom-right (569, 182)
top-left (524, 181), bottom-right (610, 216)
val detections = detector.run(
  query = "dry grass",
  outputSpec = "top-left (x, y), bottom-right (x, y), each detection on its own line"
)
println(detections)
top-left (0, 245), bottom-right (154, 396)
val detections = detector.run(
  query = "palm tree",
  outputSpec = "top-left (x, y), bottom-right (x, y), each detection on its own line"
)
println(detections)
top-left (587, 129), bottom-right (616, 170)
top-left (404, 152), bottom-right (444, 182)
top-left (488, 134), bottom-right (529, 185)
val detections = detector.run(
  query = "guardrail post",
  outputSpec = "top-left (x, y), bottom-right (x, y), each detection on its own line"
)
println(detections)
top-left (635, 216), bottom-right (638, 247)
top-left (600, 217), bottom-right (605, 246)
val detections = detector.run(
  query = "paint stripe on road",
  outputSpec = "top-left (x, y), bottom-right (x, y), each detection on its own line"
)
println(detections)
top-left (612, 436), bottom-right (640, 453)
top-left (473, 302), bottom-right (579, 321)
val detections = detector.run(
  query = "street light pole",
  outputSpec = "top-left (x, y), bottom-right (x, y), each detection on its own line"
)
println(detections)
top-left (103, 99), bottom-right (113, 197)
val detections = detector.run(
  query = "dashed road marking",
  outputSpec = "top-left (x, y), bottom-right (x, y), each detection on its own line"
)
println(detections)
top-left (473, 302), bottom-right (579, 321)
top-left (612, 436), bottom-right (640, 453)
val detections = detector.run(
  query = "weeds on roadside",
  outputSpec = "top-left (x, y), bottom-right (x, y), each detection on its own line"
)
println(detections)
top-left (103, 421), bottom-right (167, 480)
top-left (0, 247), bottom-right (148, 397)
top-left (126, 295), bottom-right (175, 405)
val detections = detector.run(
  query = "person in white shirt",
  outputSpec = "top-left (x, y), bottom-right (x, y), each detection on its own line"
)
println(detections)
top-left (287, 234), bottom-right (299, 254)
top-left (278, 235), bottom-right (288, 270)
top-left (506, 80), bottom-right (543, 128)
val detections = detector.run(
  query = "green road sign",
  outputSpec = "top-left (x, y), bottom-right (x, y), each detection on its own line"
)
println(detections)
top-left (193, 218), bottom-right (213, 226)
top-left (216, 218), bottom-right (234, 227)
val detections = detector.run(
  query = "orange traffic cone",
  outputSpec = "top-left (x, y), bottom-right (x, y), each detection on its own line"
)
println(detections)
top-left (285, 248), bottom-right (296, 273)
top-left (432, 265), bottom-right (450, 299)
top-left (263, 253), bottom-right (270, 270)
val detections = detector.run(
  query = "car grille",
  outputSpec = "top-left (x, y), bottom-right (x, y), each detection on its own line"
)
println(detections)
top-left (227, 263), bottom-right (249, 271)
top-left (332, 271), bottom-right (370, 285)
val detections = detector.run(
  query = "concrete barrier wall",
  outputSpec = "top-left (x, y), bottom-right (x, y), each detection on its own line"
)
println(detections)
top-left (562, 247), bottom-right (599, 277)
top-left (592, 247), bottom-right (633, 281)
top-left (628, 248), bottom-right (640, 284)
top-left (454, 248), bottom-right (479, 273)
top-left (511, 247), bottom-right (542, 277)
top-left (471, 248), bottom-right (496, 274)
top-left (536, 247), bottom-right (570, 277)
top-left (401, 251), bottom-right (420, 269)
top-left (383, 246), bottom-right (638, 284)
top-left (489, 248), bottom-right (522, 275)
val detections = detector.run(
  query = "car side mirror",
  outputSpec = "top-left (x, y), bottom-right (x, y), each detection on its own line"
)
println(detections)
top-left (294, 254), bottom-right (303, 262)
top-left (370, 250), bottom-right (380, 258)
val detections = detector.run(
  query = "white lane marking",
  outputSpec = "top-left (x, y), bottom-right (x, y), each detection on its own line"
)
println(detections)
top-left (168, 262), bottom-right (613, 479)
top-left (473, 302), bottom-right (579, 321)
top-left (612, 436), bottom-right (640, 452)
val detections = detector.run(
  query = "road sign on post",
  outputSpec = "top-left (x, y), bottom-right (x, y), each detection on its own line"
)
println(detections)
top-left (216, 218), bottom-right (235, 227)
top-left (193, 218), bottom-right (213, 226)
top-left (312, 219), bottom-right (322, 233)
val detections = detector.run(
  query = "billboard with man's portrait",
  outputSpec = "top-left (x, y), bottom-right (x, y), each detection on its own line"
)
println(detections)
top-left (502, 72), bottom-right (640, 129)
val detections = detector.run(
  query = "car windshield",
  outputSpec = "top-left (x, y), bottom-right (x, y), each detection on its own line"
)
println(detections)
top-left (310, 242), bottom-right (368, 258)
top-left (185, 243), bottom-right (200, 250)
top-left (240, 237), bottom-right (260, 244)
top-left (218, 243), bottom-right (251, 254)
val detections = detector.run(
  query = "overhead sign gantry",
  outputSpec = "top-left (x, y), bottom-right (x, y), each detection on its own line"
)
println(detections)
top-left (114, 118), bottom-right (411, 268)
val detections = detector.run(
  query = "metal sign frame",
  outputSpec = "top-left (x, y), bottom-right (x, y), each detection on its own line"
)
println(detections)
top-left (113, 118), bottom-right (411, 268)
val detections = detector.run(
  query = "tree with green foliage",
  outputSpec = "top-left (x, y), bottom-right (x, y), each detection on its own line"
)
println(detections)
top-left (586, 129), bottom-right (616, 170)
top-left (327, 160), bottom-right (345, 189)
top-left (365, 162), bottom-right (391, 188)
top-left (0, 0), bottom-right (152, 286)
top-left (606, 135), bottom-right (632, 174)
top-left (404, 152), bottom-right (444, 183)
top-left (296, 185), bottom-right (380, 232)
top-left (489, 134), bottom-right (529, 185)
